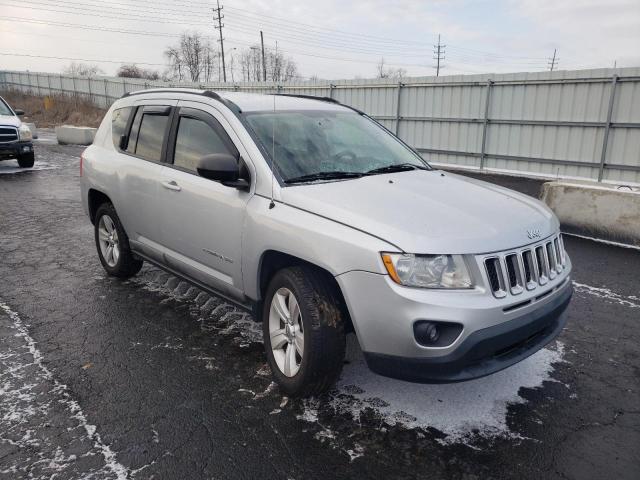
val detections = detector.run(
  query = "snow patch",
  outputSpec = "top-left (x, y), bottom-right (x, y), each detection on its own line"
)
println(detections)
top-left (299, 336), bottom-right (566, 444)
top-left (0, 160), bottom-right (57, 175)
top-left (0, 299), bottom-right (129, 479)
top-left (573, 281), bottom-right (640, 308)
top-left (563, 232), bottom-right (640, 251)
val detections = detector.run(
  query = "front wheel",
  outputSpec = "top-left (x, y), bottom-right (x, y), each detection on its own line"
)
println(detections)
top-left (263, 266), bottom-right (346, 397)
top-left (94, 203), bottom-right (143, 278)
top-left (17, 152), bottom-right (35, 168)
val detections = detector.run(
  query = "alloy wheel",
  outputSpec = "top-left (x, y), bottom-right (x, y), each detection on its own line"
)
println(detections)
top-left (268, 287), bottom-right (304, 377)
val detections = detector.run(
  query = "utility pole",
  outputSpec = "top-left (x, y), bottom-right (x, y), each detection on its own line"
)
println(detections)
top-left (213, 0), bottom-right (227, 82)
top-left (433, 34), bottom-right (445, 77)
top-left (548, 48), bottom-right (558, 71)
top-left (260, 31), bottom-right (267, 82)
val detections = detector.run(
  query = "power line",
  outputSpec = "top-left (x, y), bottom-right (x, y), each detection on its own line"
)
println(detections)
top-left (0, 51), bottom-right (167, 66)
top-left (433, 34), bottom-right (445, 76)
top-left (0, 0), bottom-right (552, 62)
top-left (213, 0), bottom-right (227, 82)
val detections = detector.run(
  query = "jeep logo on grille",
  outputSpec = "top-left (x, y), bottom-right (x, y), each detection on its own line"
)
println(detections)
top-left (527, 229), bottom-right (541, 239)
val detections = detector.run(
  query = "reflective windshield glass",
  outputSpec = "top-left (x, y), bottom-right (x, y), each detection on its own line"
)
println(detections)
top-left (244, 110), bottom-right (429, 182)
top-left (0, 98), bottom-right (13, 116)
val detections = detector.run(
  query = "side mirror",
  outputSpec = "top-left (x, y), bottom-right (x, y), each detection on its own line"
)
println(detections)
top-left (14, 109), bottom-right (25, 116)
top-left (119, 134), bottom-right (128, 150)
top-left (196, 154), bottom-right (249, 190)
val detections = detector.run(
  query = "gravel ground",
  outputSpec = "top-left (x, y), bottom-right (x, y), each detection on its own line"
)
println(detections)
top-left (0, 131), bottom-right (638, 479)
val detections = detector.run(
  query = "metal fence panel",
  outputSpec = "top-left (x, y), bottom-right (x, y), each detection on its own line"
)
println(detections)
top-left (2, 67), bottom-right (639, 184)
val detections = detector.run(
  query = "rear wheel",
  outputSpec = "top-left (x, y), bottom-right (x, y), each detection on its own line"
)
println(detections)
top-left (17, 152), bottom-right (35, 168)
top-left (263, 266), bottom-right (346, 397)
top-left (94, 203), bottom-right (143, 278)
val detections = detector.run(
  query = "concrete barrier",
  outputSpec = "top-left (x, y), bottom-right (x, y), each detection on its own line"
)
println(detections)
top-left (541, 181), bottom-right (640, 246)
top-left (55, 125), bottom-right (96, 146)
top-left (25, 122), bottom-right (38, 139)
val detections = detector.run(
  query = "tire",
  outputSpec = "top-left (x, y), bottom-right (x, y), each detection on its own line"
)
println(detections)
top-left (17, 152), bottom-right (35, 168)
top-left (263, 266), bottom-right (346, 397)
top-left (94, 203), bottom-right (143, 278)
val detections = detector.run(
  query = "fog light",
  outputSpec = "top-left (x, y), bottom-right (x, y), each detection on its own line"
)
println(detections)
top-left (425, 322), bottom-right (439, 342)
top-left (413, 320), bottom-right (463, 347)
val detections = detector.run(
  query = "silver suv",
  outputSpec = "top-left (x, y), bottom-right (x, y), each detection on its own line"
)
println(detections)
top-left (81, 89), bottom-right (572, 396)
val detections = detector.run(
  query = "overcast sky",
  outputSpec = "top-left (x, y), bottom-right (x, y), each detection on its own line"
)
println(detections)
top-left (1, 0), bottom-right (639, 80)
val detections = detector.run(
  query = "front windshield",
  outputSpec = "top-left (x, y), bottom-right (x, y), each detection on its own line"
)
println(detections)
top-left (244, 110), bottom-right (430, 182)
top-left (0, 98), bottom-right (13, 116)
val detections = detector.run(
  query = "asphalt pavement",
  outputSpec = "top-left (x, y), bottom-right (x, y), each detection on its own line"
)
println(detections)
top-left (0, 130), bottom-right (638, 480)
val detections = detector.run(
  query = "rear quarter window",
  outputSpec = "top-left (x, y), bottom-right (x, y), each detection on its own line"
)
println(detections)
top-left (111, 107), bottom-right (133, 149)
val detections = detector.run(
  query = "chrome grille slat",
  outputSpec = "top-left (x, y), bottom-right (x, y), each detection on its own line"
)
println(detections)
top-left (483, 234), bottom-right (566, 298)
top-left (546, 242), bottom-right (557, 279)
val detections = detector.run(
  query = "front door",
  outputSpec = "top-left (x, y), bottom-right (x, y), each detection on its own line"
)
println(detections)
top-left (158, 101), bottom-right (252, 302)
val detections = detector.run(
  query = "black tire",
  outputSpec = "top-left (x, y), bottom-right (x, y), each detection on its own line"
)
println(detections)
top-left (94, 203), bottom-right (143, 278)
top-left (17, 152), bottom-right (35, 168)
top-left (262, 266), bottom-right (346, 397)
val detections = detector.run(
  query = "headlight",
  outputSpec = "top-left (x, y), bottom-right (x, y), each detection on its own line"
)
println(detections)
top-left (381, 253), bottom-right (473, 289)
top-left (18, 124), bottom-right (32, 141)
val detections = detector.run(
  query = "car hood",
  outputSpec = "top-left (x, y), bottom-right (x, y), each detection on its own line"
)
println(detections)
top-left (281, 170), bottom-right (559, 254)
top-left (0, 114), bottom-right (20, 128)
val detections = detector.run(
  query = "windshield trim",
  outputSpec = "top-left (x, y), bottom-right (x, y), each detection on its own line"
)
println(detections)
top-left (241, 109), bottom-right (432, 187)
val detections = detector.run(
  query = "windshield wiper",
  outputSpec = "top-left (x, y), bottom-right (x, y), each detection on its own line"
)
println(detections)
top-left (365, 163), bottom-right (429, 175)
top-left (284, 171), bottom-right (364, 184)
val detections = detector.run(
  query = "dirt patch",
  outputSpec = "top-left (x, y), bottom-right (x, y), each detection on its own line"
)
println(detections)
top-left (0, 89), bottom-right (106, 128)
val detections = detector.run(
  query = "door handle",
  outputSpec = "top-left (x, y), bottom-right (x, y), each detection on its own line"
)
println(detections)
top-left (161, 180), bottom-right (181, 192)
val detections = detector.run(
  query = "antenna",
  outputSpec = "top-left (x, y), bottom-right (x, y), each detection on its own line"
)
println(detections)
top-left (269, 93), bottom-right (276, 209)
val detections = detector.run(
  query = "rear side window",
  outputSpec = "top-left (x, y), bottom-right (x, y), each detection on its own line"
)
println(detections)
top-left (173, 117), bottom-right (234, 172)
top-left (111, 107), bottom-right (133, 149)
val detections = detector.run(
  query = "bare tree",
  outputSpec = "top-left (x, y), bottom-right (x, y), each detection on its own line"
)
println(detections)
top-left (117, 64), bottom-right (160, 81)
top-left (237, 45), bottom-right (298, 82)
top-left (376, 57), bottom-right (407, 80)
top-left (63, 62), bottom-right (104, 77)
top-left (164, 32), bottom-right (219, 82)
top-left (376, 57), bottom-right (388, 79)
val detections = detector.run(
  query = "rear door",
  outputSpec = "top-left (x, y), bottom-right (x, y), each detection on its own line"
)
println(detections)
top-left (116, 100), bottom-right (176, 261)
top-left (158, 101), bottom-right (253, 302)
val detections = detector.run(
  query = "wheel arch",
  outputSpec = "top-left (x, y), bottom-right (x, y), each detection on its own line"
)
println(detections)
top-left (88, 189), bottom-right (112, 225)
top-left (255, 250), bottom-right (354, 333)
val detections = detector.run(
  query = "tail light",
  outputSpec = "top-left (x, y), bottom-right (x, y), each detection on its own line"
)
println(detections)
top-left (80, 151), bottom-right (84, 177)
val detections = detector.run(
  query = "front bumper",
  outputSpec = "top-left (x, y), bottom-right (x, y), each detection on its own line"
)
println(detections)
top-left (336, 261), bottom-right (572, 383)
top-left (364, 282), bottom-right (571, 382)
top-left (0, 141), bottom-right (34, 159)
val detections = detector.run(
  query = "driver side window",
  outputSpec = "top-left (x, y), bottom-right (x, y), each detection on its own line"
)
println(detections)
top-left (173, 114), bottom-right (235, 173)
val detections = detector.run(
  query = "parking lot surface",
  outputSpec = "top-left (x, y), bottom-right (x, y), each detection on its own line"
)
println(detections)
top-left (1, 131), bottom-right (638, 479)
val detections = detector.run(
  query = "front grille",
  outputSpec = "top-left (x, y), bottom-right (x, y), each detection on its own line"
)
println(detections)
top-left (0, 127), bottom-right (18, 143)
top-left (484, 234), bottom-right (567, 298)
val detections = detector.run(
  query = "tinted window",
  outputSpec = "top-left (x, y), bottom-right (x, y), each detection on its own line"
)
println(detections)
top-left (0, 98), bottom-right (13, 116)
top-left (173, 116), bottom-right (233, 172)
top-left (135, 114), bottom-right (169, 162)
top-left (126, 108), bottom-right (143, 155)
top-left (111, 107), bottom-right (133, 149)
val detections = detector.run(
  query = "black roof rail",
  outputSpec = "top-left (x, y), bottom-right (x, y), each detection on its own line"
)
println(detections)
top-left (119, 87), bottom-right (245, 114)
top-left (120, 88), bottom-right (221, 99)
top-left (273, 92), bottom-right (366, 115)
top-left (273, 93), bottom-right (340, 104)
